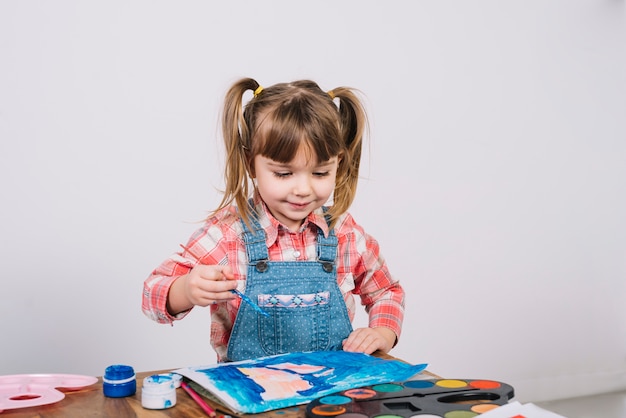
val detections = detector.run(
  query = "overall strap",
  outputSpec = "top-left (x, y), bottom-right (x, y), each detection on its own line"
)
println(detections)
top-left (317, 227), bottom-right (338, 262)
top-left (317, 209), bottom-right (338, 271)
top-left (240, 204), bottom-right (270, 264)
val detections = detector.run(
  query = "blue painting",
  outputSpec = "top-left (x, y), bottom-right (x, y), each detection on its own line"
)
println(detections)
top-left (175, 351), bottom-right (427, 414)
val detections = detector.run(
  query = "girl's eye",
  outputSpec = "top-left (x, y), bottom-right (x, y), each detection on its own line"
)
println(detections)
top-left (273, 172), bottom-right (291, 178)
top-left (314, 172), bottom-right (330, 177)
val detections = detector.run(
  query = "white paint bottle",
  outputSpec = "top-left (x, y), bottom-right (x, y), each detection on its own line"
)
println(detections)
top-left (141, 374), bottom-right (177, 409)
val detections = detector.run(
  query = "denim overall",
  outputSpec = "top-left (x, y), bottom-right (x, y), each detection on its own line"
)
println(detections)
top-left (226, 213), bottom-right (353, 362)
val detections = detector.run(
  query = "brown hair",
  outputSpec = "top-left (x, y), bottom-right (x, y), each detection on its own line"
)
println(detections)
top-left (215, 77), bottom-right (367, 228)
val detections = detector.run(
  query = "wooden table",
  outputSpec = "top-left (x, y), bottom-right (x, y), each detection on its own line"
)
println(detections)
top-left (2, 353), bottom-right (437, 418)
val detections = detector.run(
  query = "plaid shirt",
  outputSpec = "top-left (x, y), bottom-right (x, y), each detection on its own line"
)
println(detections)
top-left (142, 199), bottom-right (405, 361)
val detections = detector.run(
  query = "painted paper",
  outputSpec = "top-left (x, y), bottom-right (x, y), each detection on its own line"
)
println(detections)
top-left (175, 351), bottom-right (427, 414)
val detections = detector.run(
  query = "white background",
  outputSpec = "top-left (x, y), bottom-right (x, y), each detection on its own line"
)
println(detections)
top-left (1, 0), bottom-right (624, 403)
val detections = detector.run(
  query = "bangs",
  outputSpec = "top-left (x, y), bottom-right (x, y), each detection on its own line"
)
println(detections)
top-left (251, 95), bottom-right (343, 164)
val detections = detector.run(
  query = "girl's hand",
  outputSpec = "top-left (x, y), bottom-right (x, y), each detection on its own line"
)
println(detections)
top-left (167, 265), bottom-right (238, 314)
top-left (342, 327), bottom-right (397, 355)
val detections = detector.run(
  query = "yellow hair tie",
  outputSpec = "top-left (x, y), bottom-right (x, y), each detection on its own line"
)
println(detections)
top-left (253, 86), bottom-right (264, 97)
top-left (328, 90), bottom-right (335, 100)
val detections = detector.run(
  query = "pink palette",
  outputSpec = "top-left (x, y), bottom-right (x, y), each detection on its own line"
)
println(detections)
top-left (0, 374), bottom-right (98, 412)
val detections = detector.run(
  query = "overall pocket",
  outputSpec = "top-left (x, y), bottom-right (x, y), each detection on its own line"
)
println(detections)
top-left (257, 292), bottom-right (331, 355)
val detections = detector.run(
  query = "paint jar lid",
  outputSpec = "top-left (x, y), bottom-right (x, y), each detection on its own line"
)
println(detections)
top-left (143, 374), bottom-right (175, 393)
top-left (103, 364), bottom-right (135, 382)
top-left (162, 372), bottom-right (182, 388)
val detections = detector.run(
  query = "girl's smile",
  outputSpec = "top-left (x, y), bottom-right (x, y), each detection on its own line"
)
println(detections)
top-left (287, 202), bottom-right (308, 211)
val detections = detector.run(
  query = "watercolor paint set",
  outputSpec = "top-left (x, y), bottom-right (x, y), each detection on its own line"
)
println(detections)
top-left (305, 378), bottom-right (514, 418)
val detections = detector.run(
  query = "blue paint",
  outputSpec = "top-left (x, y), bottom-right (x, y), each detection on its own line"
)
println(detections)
top-left (150, 374), bottom-right (171, 383)
top-left (319, 395), bottom-right (351, 405)
top-left (404, 380), bottom-right (435, 389)
top-left (103, 364), bottom-right (136, 398)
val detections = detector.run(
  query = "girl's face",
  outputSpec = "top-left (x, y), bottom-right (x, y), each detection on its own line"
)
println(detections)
top-left (253, 147), bottom-right (339, 232)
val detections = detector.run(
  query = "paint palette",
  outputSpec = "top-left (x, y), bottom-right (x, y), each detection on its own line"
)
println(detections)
top-left (0, 374), bottom-right (98, 412)
top-left (305, 378), bottom-right (514, 418)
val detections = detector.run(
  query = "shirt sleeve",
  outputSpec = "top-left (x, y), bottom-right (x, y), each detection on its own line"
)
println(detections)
top-left (141, 253), bottom-right (194, 325)
top-left (141, 219), bottom-right (229, 325)
top-left (338, 215), bottom-right (406, 342)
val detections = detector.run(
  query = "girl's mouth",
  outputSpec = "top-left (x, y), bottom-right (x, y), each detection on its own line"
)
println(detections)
top-left (289, 202), bottom-right (309, 210)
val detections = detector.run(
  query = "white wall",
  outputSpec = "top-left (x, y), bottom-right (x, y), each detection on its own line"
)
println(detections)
top-left (1, 0), bottom-right (624, 403)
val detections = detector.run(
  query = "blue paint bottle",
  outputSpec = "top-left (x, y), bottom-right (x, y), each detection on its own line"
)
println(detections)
top-left (103, 364), bottom-right (136, 398)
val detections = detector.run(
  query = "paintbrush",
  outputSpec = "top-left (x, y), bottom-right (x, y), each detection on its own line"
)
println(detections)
top-left (230, 288), bottom-right (270, 317)
top-left (179, 244), bottom-right (270, 317)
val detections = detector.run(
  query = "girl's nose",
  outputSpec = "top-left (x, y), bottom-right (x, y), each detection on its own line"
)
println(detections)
top-left (293, 176), bottom-right (312, 196)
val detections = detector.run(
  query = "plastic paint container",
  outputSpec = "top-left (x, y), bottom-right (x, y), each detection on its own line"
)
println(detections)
top-left (103, 364), bottom-right (136, 398)
top-left (141, 374), bottom-right (177, 409)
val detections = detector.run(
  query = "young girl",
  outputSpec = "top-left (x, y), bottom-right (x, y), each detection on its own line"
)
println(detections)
top-left (142, 78), bottom-right (405, 362)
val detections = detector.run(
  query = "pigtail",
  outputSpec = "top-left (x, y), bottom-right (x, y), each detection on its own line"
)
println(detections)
top-left (326, 87), bottom-right (368, 227)
top-left (213, 77), bottom-right (261, 226)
